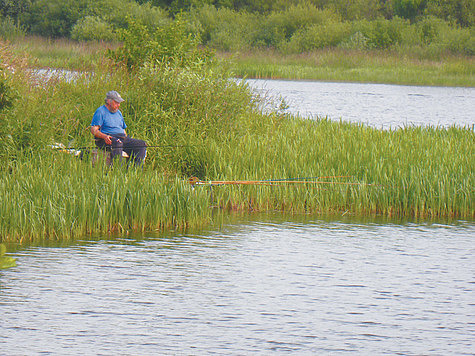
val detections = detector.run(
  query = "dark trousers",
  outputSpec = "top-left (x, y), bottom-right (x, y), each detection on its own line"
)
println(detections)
top-left (95, 135), bottom-right (147, 166)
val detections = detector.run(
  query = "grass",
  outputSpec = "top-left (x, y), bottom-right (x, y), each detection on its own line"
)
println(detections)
top-left (0, 151), bottom-right (212, 242)
top-left (1, 114), bottom-right (472, 243)
top-left (202, 116), bottom-right (474, 218)
top-left (5, 36), bottom-right (474, 86)
top-left (226, 49), bottom-right (475, 87)
top-left (7, 36), bottom-right (117, 70)
top-left (0, 39), bottom-right (473, 243)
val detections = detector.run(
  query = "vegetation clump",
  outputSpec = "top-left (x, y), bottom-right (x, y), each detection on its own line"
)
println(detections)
top-left (0, 243), bottom-right (16, 269)
top-left (0, 19), bottom-right (473, 243)
top-left (0, 3), bottom-right (473, 242)
top-left (0, 0), bottom-right (473, 57)
top-left (2, 1), bottom-right (473, 85)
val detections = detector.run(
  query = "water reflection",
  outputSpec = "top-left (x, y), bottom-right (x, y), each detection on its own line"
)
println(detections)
top-left (1, 214), bottom-right (473, 354)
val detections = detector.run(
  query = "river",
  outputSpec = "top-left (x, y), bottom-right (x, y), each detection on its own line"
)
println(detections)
top-left (1, 215), bottom-right (474, 354)
top-left (245, 79), bottom-right (475, 129)
top-left (1, 80), bottom-right (474, 354)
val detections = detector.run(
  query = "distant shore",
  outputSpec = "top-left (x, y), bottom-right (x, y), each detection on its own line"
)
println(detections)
top-left (224, 49), bottom-right (475, 87)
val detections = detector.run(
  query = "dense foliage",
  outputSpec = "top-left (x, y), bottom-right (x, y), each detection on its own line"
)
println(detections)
top-left (0, 0), bottom-right (473, 57)
top-left (185, 4), bottom-right (474, 56)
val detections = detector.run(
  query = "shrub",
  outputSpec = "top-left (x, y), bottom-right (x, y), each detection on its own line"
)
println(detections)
top-left (353, 17), bottom-right (409, 49)
top-left (95, 1), bottom-right (170, 31)
top-left (283, 20), bottom-right (352, 53)
top-left (252, 4), bottom-right (340, 48)
top-left (435, 26), bottom-right (475, 56)
top-left (21, 0), bottom-right (88, 38)
top-left (0, 17), bottom-right (26, 40)
top-left (127, 2), bottom-right (170, 30)
top-left (424, 0), bottom-right (475, 28)
top-left (416, 15), bottom-right (444, 45)
top-left (326, 0), bottom-right (384, 21)
top-left (110, 17), bottom-right (213, 70)
top-left (186, 5), bottom-right (257, 51)
top-left (392, 0), bottom-right (427, 22)
top-left (71, 16), bottom-right (116, 42)
top-left (338, 31), bottom-right (370, 50)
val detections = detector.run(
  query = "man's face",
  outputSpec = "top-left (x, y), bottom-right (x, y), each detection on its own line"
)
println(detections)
top-left (108, 100), bottom-right (121, 113)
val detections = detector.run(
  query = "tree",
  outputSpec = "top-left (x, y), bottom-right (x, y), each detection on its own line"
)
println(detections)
top-left (392, 0), bottom-right (427, 22)
top-left (0, 0), bottom-right (32, 22)
top-left (21, 0), bottom-right (89, 37)
top-left (424, 0), bottom-right (474, 27)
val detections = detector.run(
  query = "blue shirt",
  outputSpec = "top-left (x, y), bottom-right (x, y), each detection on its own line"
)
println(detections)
top-left (91, 105), bottom-right (127, 136)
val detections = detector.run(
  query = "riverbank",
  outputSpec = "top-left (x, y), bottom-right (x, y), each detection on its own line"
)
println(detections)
top-left (6, 37), bottom-right (475, 87)
top-left (225, 49), bottom-right (475, 87)
top-left (1, 115), bottom-right (473, 243)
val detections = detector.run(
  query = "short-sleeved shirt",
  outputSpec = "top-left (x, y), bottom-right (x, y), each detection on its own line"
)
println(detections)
top-left (91, 105), bottom-right (127, 136)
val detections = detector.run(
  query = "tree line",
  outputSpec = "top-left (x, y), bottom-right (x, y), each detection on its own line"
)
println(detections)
top-left (0, 0), bottom-right (473, 56)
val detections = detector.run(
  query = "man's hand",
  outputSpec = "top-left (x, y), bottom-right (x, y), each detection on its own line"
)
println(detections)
top-left (104, 135), bottom-right (112, 145)
top-left (90, 125), bottom-right (112, 145)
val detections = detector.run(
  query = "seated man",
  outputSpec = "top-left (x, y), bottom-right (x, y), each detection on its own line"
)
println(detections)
top-left (90, 90), bottom-right (146, 166)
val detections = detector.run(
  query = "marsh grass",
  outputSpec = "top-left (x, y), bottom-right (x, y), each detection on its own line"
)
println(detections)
top-left (202, 116), bottom-right (474, 218)
top-left (7, 36), bottom-right (116, 70)
top-left (0, 42), bottom-right (473, 242)
top-left (0, 150), bottom-right (212, 242)
top-left (227, 49), bottom-right (475, 87)
top-left (6, 37), bottom-right (474, 86)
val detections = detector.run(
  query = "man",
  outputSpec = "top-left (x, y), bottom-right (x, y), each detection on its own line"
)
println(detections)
top-left (90, 90), bottom-right (146, 166)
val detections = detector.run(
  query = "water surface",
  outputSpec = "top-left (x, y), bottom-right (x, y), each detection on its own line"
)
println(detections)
top-left (1, 215), bottom-right (473, 354)
top-left (246, 79), bottom-right (475, 129)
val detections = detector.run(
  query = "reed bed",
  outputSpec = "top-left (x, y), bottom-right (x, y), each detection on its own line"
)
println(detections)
top-left (201, 116), bottom-right (474, 218)
top-left (0, 151), bottom-right (211, 242)
top-left (0, 43), bottom-right (473, 242)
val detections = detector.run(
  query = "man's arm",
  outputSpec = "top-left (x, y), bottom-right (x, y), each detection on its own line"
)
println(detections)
top-left (90, 125), bottom-right (112, 145)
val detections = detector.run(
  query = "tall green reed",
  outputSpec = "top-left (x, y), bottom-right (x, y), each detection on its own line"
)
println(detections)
top-left (0, 151), bottom-right (211, 242)
top-left (0, 38), bottom-right (472, 243)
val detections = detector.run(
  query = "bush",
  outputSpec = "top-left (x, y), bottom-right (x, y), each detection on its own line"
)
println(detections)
top-left (283, 20), bottom-right (352, 53)
top-left (416, 16), bottom-right (444, 45)
top-left (0, 17), bottom-right (26, 40)
top-left (392, 0), bottom-right (426, 22)
top-left (94, 1), bottom-right (170, 31)
top-left (338, 31), bottom-right (370, 50)
top-left (21, 0), bottom-right (88, 38)
top-left (187, 5), bottom-right (257, 51)
top-left (110, 17), bottom-right (214, 70)
top-left (71, 16), bottom-right (116, 42)
top-left (424, 0), bottom-right (475, 28)
top-left (327, 0), bottom-right (385, 21)
top-left (435, 26), bottom-right (475, 56)
top-left (18, 0), bottom-right (169, 38)
top-left (352, 17), bottom-right (409, 49)
top-left (252, 4), bottom-right (340, 48)
top-left (128, 2), bottom-right (170, 30)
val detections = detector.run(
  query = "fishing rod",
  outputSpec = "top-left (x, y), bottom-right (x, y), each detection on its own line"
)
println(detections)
top-left (263, 176), bottom-right (350, 182)
top-left (188, 177), bottom-right (377, 187)
top-left (50, 143), bottom-right (195, 151)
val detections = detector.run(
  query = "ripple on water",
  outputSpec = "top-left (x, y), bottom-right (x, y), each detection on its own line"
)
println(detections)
top-left (0, 218), bottom-right (474, 354)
